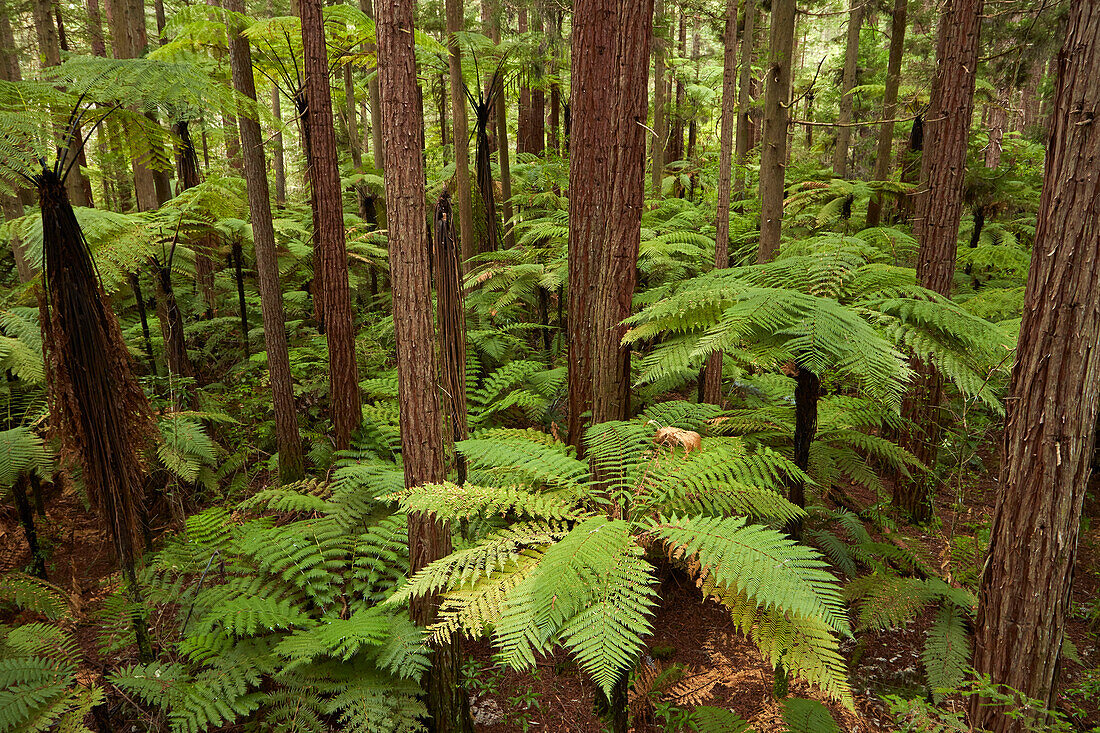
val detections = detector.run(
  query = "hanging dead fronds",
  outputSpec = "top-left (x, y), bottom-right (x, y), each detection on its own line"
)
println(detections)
top-left (35, 164), bottom-right (155, 572)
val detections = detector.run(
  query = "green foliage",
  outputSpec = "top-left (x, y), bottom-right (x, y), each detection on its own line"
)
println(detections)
top-left (393, 411), bottom-right (852, 703)
top-left (780, 698), bottom-right (840, 733)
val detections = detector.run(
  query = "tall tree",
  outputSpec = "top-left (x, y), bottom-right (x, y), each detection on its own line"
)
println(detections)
top-left (894, 0), bottom-right (983, 521)
top-left (224, 0), bottom-right (305, 482)
top-left (446, 0), bottom-right (475, 266)
top-left (702, 0), bottom-right (738, 405)
top-left (567, 0), bottom-right (618, 454)
top-left (359, 0), bottom-right (384, 174)
top-left (376, 0), bottom-right (473, 728)
top-left (591, 0), bottom-right (654, 430)
top-left (732, 0), bottom-right (754, 202)
top-left (300, 0), bottom-right (362, 450)
top-left (971, 4), bottom-right (1100, 728)
top-left (485, 0), bottom-right (515, 248)
top-left (650, 0), bottom-right (666, 197)
top-left (756, 0), bottom-right (795, 262)
top-left (831, 0), bottom-right (862, 178)
top-left (0, 0), bottom-right (33, 282)
top-left (272, 87), bottom-right (287, 208)
top-left (866, 0), bottom-right (907, 226)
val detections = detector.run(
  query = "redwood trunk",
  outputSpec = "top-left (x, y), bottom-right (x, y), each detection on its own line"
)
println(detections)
top-left (732, 0), bottom-right (755, 202)
top-left (972, 4), bottom-right (1100, 728)
top-left (650, 0), bottom-right (667, 197)
top-left (446, 0), bottom-right (475, 267)
top-left (895, 0), bottom-right (983, 519)
top-left (567, 0), bottom-right (619, 454)
top-left (592, 0), bottom-right (654, 427)
top-left (831, 1), bottom-right (862, 178)
top-left (376, 0), bottom-right (472, 728)
top-left (703, 0), bottom-right (739, 405)
top-left (224, 0), bottom-right (304, 482)
top-left (756, 0), bottom-right (795, 262)
top-left (301, 0), bottom-right (362, 450)
top-left (866, 0), bottom-right (907, 226)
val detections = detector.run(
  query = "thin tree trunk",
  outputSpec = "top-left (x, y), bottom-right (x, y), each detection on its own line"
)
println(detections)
top-left (668, 12), bottom-right (686, 165)
top-left (650, 0), bottom-right (666, 197)
top-left (517, 7), bottom-right (533, 153)
top-left (175, 121), bottom-right (217, 316)
top-left (972, 5), bottom-right (1100, 727)
top-left (360, 0), bottom-right (385, 175)
top-left (485, 0), bottom-right (515, 249)
top-left (703, 0), bottom-right (739, 405)
top-left (376, 0), bottom-right (473, 728)
top-left (301, 0), bottom-right (362, 451)
top-left (129, 272), bottom-right (157, 375)
top-left (0, 0), bottom-right (30, 278)
top-left (984, 98), bottom-right (1008, 168)
top-left (344, 63), bottom-right (362, 170)
top-left (756, 0), bottom-right (795, 263)
top-left (154, 262), bottom-right (195, 406)
top-left (273, 87), bottom-right (287, 208)
top-left (12, 474), bottom-right (47, 580)
top-left (895, 0), bottom-right (983, 520)
top-left (224, 0), bottom-right (304, 482)
top-left (446, 0), bottom-right (475, 267)
top-left (733, 0), bottom-right (754, 202)
top-left (866, 0), bottom-right (907, 227)
top-left (831, 0), bottom-right (862, 178)
top-left (433, 192), bottom-right (468, 484)
top-left (232, 240), bottom-right (249, 356)
top-left (787, 367), bottom-right (818, 538)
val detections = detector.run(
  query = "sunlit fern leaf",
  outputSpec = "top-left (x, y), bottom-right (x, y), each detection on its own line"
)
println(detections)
top-left (688, 706), bottom-right (750, 733)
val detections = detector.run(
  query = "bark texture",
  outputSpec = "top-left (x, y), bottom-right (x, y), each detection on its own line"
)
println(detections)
top-left (866, 0), bottom-right (907, 226)
top-left (301, 0), bottom-right (362, 450)
top-left (895, 0), bottom-right (983, 520)
top-left (446, 0), bottom-right (475, 267)
top-left (376, 1), bottom-right (472, 729)
top-left (732, 0), bottom-right (754, 201)
top-left (224, 0), bottom-right (304, 482)
top-left (703, 0), bottom-right (739, 405)
top-left (971, 4), bottom-right (1100, 728)
top-left (756, 0), bottom-right (795, 262)
top-left (831, 1), bottom-right (862, 178)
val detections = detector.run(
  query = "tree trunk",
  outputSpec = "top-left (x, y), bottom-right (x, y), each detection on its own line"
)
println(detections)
top-left (301, 0), bottom-right (362, 451)
top-left (155, 263), bottom-right (195, 406)
top-left (433, 192), bottom-right (468, 484)
top-left (86, 0), bottom-right (107, 56)
top-left (894, 0), bottom-right (983, 520)
top-left (668, 12), bottom-right (686, 165)
top-left (984, 98), bottom-right (1008, 168)
top-left (703, 0), bottom-right (739, 406)
top-left (529, 10), bottom-right (546, 156)
top-left (787, 366), bottom-right (819, 538)
top-left (756, 0), bottom-right (795, 263)
top-left (971, 5), bottom-right (1100, 728)
top-left (567, 0), bottom-right (618, 455)
top-left (831, 0), bottom-right (862, 178)
top-left (591, 0), bottom-right (654, 430)
top-left (175, 121), bottom-right (217, 316)
top-left (650, 0), bottom-right (667, 197)
top-left (272, 87), bottom-right (287, 208)
top-left (866, 0), bottom-right (907, 227)
top-left (733, 0), bottom-right (755, 202)
top-left (232, 239), bottom-right (249, 356)
top-left (446, 0), bottom-right (475, 267)
top-left (12, 474), bottom-right (47, 580)
top-left (376, 1), bottom-right (474, 729)
top-left (484, 0), bottom-right (515, 249)
top-left (344, 63), bottom-right (362, 170)
top-left (517, 7), bottom-right (533, 153)
top-left (224, 0), bottom-right (304, 483)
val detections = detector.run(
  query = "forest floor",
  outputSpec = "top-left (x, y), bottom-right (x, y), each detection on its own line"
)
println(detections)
top-left (2, 458), bottom-right (1098, 732)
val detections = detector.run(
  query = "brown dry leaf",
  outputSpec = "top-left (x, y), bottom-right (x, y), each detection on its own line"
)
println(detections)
top-left (654, 427), bottom-right (702, 455)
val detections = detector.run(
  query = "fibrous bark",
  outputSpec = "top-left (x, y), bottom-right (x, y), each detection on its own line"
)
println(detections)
top-left (756, 0), bottom-right (795, 262)
top-left (972, 4), bottom-right (1100, 728)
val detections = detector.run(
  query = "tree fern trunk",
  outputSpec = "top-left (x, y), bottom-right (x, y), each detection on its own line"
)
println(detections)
top-left (129, 272), bottom-right (157, 376)
top-left (433, 192), bottom-right (469, 485)
top-left (12, 473), bottom-right (47, 580)
top-left (232, 240), bottom-right (249, 356)
top-left (788, 366), bottom-right (819, 538)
